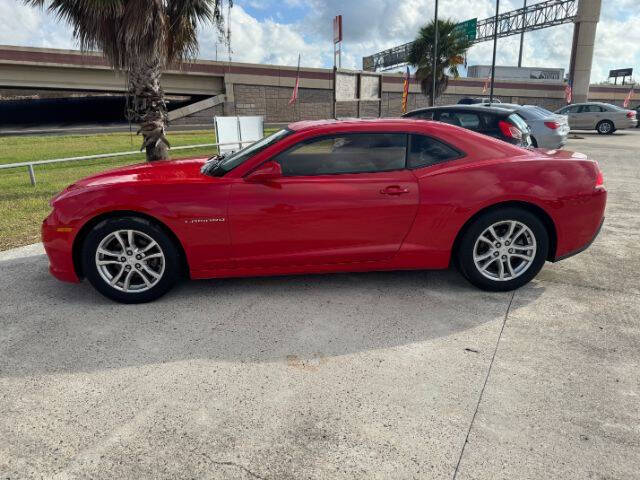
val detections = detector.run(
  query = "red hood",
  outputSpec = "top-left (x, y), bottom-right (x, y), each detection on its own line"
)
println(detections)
top-left (71, 157), bottom-right (210, 189)
top-left (51, 157), bottom-right (211, 206)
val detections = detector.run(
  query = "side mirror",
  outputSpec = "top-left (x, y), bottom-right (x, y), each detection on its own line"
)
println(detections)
top-left (244, 161), bottom-right (282, 183)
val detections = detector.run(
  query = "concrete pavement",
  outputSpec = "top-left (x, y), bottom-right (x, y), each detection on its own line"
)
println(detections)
top-left (1, 130), bottom-right (639, 479)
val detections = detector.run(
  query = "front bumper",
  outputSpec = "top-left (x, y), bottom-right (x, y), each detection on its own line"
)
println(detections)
top-left (42, 212), bottom-right (80, 283)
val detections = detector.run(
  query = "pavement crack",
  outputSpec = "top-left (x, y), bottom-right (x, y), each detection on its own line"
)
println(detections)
top-left (201, 454), bottom-right (268, 480)
top-left (452, 290), bottom-right (515, 480)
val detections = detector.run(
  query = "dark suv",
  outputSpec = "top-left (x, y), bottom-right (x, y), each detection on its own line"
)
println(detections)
top-left (403, 105), bottom-right (532, 147)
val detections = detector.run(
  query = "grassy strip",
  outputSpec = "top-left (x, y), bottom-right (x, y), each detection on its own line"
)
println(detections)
top-left (0, 130), bottom-right (216, 165)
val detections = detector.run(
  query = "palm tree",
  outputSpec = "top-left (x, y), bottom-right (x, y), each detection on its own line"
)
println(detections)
top-left (25, 0), bottom-right (230, 161)
top-left (408, 20), bottom-right (471, 106)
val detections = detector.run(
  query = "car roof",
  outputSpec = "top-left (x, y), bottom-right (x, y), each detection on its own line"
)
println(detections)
top-left (287, 118), bottom-right (435, 132)
top-left (405, 105), bottom-right (515, 115)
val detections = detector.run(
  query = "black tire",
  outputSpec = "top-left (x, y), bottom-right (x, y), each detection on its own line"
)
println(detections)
top-left (81, 216), bottom-right (181, 303)
top-left (530, 136), bottom-right (538, 148)
top-left (456, 207), bottom-right (549, 292)
top-left (596, 120), bottom-right (614, 135)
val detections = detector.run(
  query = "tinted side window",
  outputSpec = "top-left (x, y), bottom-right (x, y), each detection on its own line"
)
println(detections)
top-left (407, 135), bottom-right (462, 169)
top-left (566, 105), bottom-right (581, 113)
top-left (581, 105), bottom-right (603, 113)
top-left (274, 133), bottom-right (407, 176)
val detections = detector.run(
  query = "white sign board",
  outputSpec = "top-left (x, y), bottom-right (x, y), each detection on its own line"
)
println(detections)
top-left (360, 75), bottom-right (381, 100)
top-left (335, 72), bottom-right (358, 101)
top-left (214, 116), bottom-right (264, 154)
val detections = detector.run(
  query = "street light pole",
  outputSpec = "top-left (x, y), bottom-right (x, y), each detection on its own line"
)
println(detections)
top-left (431, 0), bottom-right (439, 107)
top-left (489, 0), bottom-right (499, 102)
top-left (518, 0), bottom-right (526, 68)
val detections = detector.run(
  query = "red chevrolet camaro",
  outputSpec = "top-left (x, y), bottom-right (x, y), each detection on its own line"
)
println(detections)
top-left (42, 119), bottom-right (606, 303)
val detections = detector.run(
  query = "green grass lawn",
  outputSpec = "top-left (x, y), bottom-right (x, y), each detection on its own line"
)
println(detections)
top-left (0, 130), bottom-right (219, 250)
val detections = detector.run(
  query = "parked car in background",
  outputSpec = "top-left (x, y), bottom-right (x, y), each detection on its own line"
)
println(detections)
top-left (479, 103), bottom-right (569, 149)
top-left (403, 105), bottom-right (531, 147)
top-left (634, 105), bottom-right (640, 128)
top-left (43, 119), bottom-right (606, 303)
top-left (555, 102), bottom-right (638, 134)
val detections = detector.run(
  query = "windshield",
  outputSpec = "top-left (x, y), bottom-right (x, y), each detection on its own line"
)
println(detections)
top-left (202, 128), bottom-right (292, 176)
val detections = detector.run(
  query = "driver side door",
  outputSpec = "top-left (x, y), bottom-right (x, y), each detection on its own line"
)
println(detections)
top-left (227, 132), bottom-right (419, 267)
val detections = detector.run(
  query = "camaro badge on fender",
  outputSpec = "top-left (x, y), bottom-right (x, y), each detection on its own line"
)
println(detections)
top-left (184, 218), bottom-right (226, 224)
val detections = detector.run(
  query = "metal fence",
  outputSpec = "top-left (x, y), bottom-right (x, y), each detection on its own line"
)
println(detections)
top-left (0, 141), bottom-right (254, 186)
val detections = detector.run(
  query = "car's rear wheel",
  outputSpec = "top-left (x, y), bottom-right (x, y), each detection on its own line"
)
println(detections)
top-left (81, 216), bottom-right (180, 303)
top-left (596, 120), bottom-right (614, 134)
top-left (456, 208), bottom-right (549, 291)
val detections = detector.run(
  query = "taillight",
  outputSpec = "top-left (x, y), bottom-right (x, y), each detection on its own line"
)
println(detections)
top-left (595, 169), bottom-right (604, 189)
top-left (498, 120), bottom-right (522, 140)
top-left (544, 121), bottom-right (560, 129)
top-left (627, 111), bottom-right (636, 118)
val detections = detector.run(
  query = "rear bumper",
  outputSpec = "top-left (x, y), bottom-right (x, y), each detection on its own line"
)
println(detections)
top-left (42, 213), bottom-right (80, 283)
top-left (551, 184), bottom-right (606, 261)
top-left (615, 119), bottom-right (637, 129)
top-left (553, 216), bottom-right (604, 262)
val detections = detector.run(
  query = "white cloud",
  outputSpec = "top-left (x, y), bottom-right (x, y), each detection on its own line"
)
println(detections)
top-left (0, 0), bottom-right (75, 48)
top-left (198, 5), bottom-right (329, 67)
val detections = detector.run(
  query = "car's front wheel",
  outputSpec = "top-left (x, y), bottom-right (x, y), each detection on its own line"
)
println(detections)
top-left (81, 216), bottom-right (181, 303)
top-left (456, 208), bottom-right (549, 291)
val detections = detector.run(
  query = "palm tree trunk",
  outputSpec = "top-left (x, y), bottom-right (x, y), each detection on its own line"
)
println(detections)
top-left (127, 59), bottom-right (170, 162)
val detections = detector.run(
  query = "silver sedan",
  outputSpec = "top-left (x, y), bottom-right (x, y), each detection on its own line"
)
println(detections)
top-left (555, 102), bottom-right (638, 134)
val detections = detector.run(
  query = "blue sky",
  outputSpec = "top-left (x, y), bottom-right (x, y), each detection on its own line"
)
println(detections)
top-left (1, 0), bottom-right (638, 83)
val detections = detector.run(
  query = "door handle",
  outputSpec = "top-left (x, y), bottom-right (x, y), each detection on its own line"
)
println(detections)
top-left (380, 185), bottom-right (410, 195)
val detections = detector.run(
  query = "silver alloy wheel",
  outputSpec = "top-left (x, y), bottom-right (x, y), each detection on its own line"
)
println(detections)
top-left (598, 121), bottom-right (612, 133)
top-left (95, 229), bottom-right (165, 293)
top-left (472, 220), bottom-right (537, 281)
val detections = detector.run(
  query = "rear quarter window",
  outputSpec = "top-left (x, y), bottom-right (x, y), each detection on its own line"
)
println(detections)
top-left (407, 134), bottom-right (463, 169)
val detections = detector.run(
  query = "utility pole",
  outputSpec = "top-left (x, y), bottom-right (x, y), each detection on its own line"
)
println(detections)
top-left (517, 0), bottom-right (526, 67)
top-left (431, 0), bottom-right (439, 106)
top-left (489, 0), bottom-right (499, 102)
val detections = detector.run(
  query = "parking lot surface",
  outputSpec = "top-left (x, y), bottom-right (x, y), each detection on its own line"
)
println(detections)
top-left (1, 130), bottom-right (639, 479)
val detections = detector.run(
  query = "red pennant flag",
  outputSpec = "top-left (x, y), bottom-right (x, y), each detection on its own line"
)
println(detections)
top-left (289, 54), bottom-right (300, 105)
top-left (401, 66), bottom-right (410, 113)
top-left (623, 87), bottom-right (634, 108)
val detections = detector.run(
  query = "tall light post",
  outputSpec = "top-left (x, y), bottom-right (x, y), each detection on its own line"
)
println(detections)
top-left (489, 0), bottom-right (499, 102)
top-left (431, 0), bottom-right (439, 106)
top-left (518, 0), bottom-right (527, 67)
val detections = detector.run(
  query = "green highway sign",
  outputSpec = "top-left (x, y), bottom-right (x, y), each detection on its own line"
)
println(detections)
top-left (453, 18), bottom-right (477, 41)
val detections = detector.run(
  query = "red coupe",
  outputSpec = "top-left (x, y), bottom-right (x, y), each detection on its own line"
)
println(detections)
top-left (42, 119), bottom-right (606, 303)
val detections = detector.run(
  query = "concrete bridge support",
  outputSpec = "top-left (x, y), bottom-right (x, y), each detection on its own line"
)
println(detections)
top-left (569, 0), bottom-right (602, 103)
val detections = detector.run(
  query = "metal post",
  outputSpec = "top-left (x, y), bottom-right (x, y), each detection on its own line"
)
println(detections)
top-left (431, 0), bottom-right (439, 107)
top-left (518, 0), bottom-right (527, 68)
top-left (489, 0), bottom-right (500, 103)
top-left (27, 164), bottom-right (36, 186)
